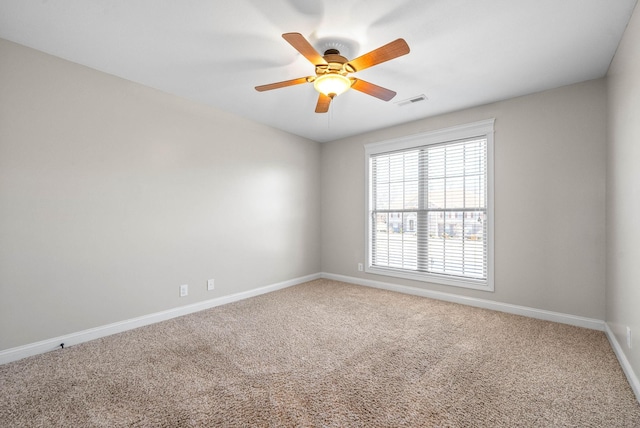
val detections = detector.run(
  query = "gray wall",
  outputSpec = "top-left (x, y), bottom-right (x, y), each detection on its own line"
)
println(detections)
top-left (0, 39), bottom-right (321, 351)
top-left (607, 4), bottom-right (640, 382)
top-left (321, 79), bottom-right (607, 319)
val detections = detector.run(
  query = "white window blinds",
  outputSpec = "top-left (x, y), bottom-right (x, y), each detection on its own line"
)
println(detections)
top-left (366, 119), bottom-right (494, 290)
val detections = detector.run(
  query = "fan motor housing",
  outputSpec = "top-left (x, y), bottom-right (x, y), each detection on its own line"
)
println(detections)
top-left (316, 51), bottom-right (350, 76)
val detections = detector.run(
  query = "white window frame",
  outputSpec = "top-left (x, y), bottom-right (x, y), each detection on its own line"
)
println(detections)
top-left (364, 119), bottom-right (495, 291)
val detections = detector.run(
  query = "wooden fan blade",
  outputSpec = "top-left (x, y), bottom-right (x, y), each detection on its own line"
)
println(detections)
top-left (351, 79), bottom-right (397, 101)
top-left (255, 77), bottom-right (310, 92)
top-left (282, 33), bottom-right (327, 66)
top-left (315, 93), bottom-right (332, 113)
top-left (346, 38), bottom-right (410, 72)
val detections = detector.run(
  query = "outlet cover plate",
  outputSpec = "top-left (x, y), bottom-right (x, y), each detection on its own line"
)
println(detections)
top-left (180, 284), bottom-right (188, 297)
top-left (207, 279), bottom-right (215, 291)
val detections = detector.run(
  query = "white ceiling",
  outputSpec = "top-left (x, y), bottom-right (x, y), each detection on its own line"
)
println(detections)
top-left (0, 0), bottom-right (637, 143)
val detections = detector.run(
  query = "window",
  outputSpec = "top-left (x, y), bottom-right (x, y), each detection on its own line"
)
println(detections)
top-left (365, 119), bottom-right (494, 291)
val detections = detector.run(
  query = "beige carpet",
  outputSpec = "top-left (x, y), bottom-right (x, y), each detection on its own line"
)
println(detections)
top-left (1, 279), bottom-right (639, 427)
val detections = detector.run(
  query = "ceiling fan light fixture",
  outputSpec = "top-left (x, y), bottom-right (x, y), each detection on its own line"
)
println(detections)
top-left (313, 73), bottom-right (351, 98)
top-left (255, 33), bottom-right (410, 113)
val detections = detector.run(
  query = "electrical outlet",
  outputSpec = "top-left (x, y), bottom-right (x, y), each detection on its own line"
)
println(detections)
top-left (358, 263), bottom-right (363, 272)
top-left (179, 284), bottom-right (188, 297)
top-left (207, 279), bottom-right (215, 291)
top-left (627, 326), bottom-right (632, 349)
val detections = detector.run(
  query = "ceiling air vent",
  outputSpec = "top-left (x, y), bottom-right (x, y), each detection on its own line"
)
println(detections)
top-left (396, 94), bottom-right (427, 107)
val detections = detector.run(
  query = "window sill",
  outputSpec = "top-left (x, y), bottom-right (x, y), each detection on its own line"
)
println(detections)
top-left (365, 266), bottom-right (494, 292)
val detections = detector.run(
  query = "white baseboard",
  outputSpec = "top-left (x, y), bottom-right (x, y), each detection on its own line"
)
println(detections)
top-left (605, 323), bottom-right (640, 403)
top-left (321, 272), bottom-right (605, 331)
top-left (0, 272), bottom-right (611, 367)
top-left (0, 273), bottom-right (321, 365)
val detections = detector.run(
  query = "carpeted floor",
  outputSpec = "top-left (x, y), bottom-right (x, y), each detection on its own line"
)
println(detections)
top-left (1, 279), bottom-right (639, 427)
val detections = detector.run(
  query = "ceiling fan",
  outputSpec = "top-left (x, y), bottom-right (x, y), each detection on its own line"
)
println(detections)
top-left (255, 32), bottom-right (410, 113)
